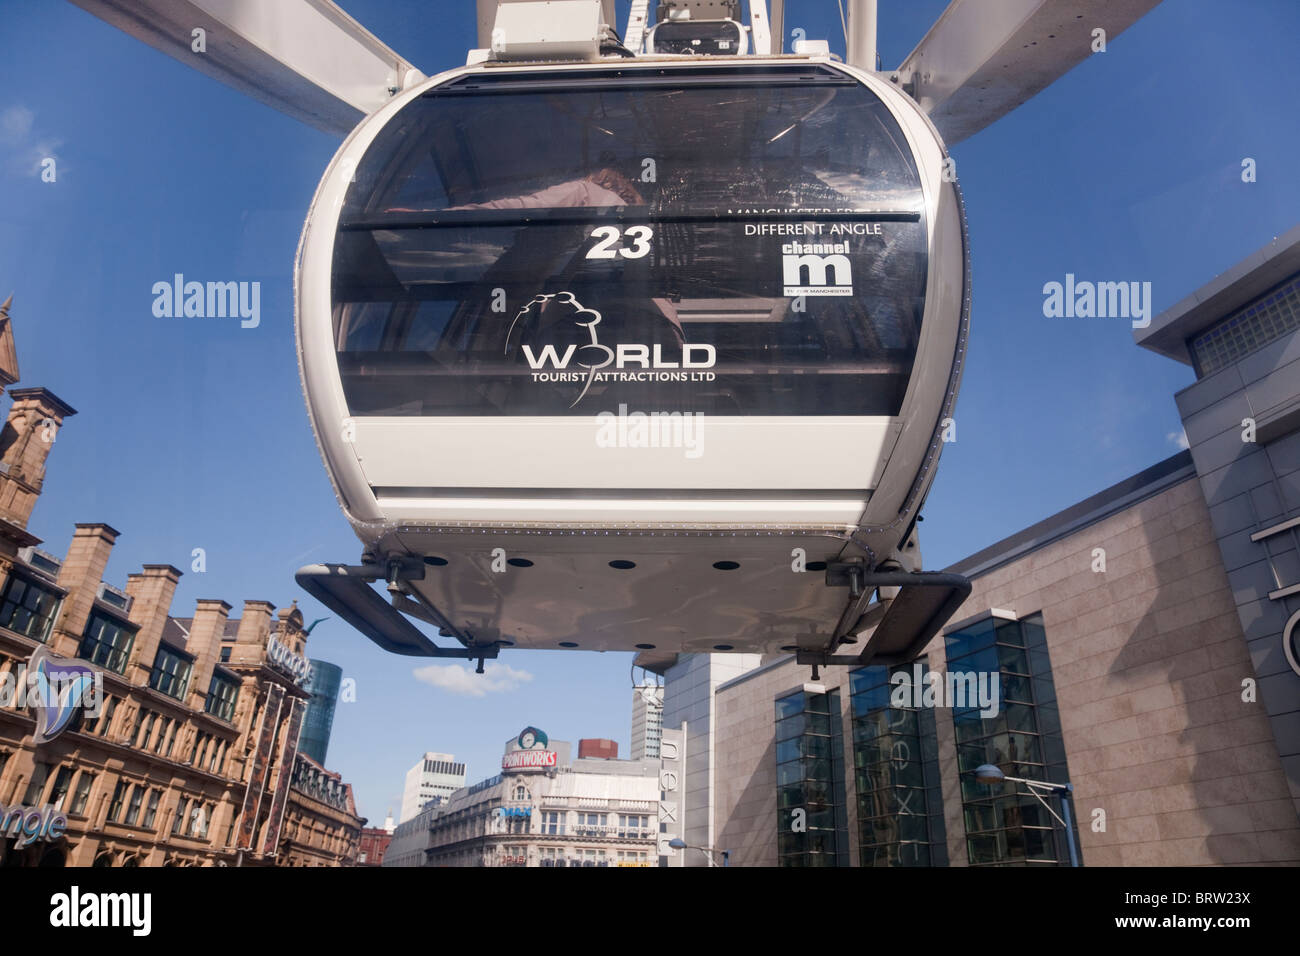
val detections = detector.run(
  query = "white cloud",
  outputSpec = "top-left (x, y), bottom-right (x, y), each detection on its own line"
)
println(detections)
top-left (413, 661), bottom-right (533, 698)
top-left (1167, 430), bottom-right (1190, 450)
top-left (0, 106), bottom-right (34, 142)
top-left (1, 105), bottom-right (62, 178)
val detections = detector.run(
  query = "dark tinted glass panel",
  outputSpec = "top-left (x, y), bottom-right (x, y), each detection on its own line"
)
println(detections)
top-left (334, 67), bottom-right (926, 417)
top-left (775, 737), bottom-right (801, 763)
top-left (849, 659), bottom-right (946, 866)
top-left (947, 613), bottom-right (1079, 866)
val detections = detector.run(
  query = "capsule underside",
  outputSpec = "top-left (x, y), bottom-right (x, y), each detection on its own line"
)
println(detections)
top-left (296, 58), bottom-right (968, 655)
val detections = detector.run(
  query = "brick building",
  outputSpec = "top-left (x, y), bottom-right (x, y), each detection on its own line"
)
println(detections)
top-left (0, 294), bottom-right (365, 866)
top-left (358, 820), bottom-right (393, 867)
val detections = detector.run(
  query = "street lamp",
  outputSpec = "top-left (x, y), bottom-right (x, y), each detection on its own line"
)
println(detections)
top-left (972, 764), bottom-right (1080, 867)
top-left (668, 837), bottom-right (730, 867)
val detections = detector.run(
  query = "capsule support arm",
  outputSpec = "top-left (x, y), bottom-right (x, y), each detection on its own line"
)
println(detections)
top-left (295, 563), bottom-right (499, 661)
top-left (811, 568), bottom-right (971, 667)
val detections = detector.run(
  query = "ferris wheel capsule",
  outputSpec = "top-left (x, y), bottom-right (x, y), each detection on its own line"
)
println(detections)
top-left (294, 53), bottom-right (970, 666)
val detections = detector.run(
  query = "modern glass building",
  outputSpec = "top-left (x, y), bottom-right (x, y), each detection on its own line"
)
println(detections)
top-left (643, 226), bottom-right (1300, 866)
top-left (775, 687), bottom-right (847, 866)
top-left (946, 612), bottom-right (1075, 866)
top-left (850, 660), bottom-right (948, 866)
top-left (299, 659), bottom-right (343, 766)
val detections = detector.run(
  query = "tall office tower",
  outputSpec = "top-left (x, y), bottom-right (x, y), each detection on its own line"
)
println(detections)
top-left (630, 682), bottom-right (664, 759)
top-left (299, 659), bottom-right (343, 765)
top-left (400, 752), bottom-right (467, 822)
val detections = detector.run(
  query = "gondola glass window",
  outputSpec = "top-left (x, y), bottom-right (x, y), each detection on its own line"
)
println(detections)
top-left (332, 66), bottom-right (927, 417)
top-left (775, 688), bottom-right (847, 866)
top-left (849, 660), bottom-right (947, 866)
top-left (946, 612), bottom-right (1078, 865)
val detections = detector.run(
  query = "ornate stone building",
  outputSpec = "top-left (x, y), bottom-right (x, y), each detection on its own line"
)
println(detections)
top-left (0, 295), bottom-right (364, 866)
top-left (279, 754), bottom-right (363, 866)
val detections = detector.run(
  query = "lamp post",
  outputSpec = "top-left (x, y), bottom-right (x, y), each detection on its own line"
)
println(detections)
top-left (972, 764), bottom-right (1080, 867)
top-left (667, 837), bottom-right (730, 867)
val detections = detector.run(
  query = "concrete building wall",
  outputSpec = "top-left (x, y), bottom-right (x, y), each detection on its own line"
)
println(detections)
top-left (716, 661), bottom-right (839, 867)
top-left (662, 652), bottom-right (761, 864)
top-left (400, 752), bottom-right (466, 823)
top-left (1173, 327), bottom-right (1300, 825)
top-left (951, 473), bottom-right (1297, 865)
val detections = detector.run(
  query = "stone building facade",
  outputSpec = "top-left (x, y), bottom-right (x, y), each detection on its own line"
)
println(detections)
top-left (0, 295), bottom-right (364, 866)
top-left (385, 733), bottom-right (659, 867)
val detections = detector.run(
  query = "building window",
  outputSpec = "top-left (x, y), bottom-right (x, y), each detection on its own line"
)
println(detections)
top-left (0, 573), bottom-right (61, 642)
top-left (124, 785), bottom-right (144, 826)
top-left (172, 797), bottom-right (190, 835)
top-left (219, 646), bottom-right (231, 663)
top-left (138, 712), bottom-right (156, 751)
top-left (617, 813), bottom-right (649, 837)
top-left (70, 772), bottom-right (95, 816)
top-left (142, 789), bottom-right (162, 829)
top-left (107, 780), bottom-right (128, 823)
top-left (849, 659), bottom-right (948, 867)
top-left (78, 611), bottom-right (137, 674)
top-left (775, 688), bottom-right (847, 867)
top-left (188, 802), bottom-right (210, 838)
top-left (542, 811), bottom-right (564, 835)
top-left (149, 645), bottom-right (193, 699)
top-left (85, 695), bottom-right (116, 737)
top-left (1189, 273), bottom-right (1300, 377)
top-left (164, 719), bottom-right (179, 756)
top-left (48, 766), bottom-right (75, 810)
top-left (23, 762), bottom-right (51, 804)
top-left (205, 672), bottom-right (240, 722)
top-left (946, 611), bottom-right (1078, 865)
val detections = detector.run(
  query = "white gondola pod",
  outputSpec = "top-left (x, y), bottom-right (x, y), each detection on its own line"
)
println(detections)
top-left (295, 55), bottom-right (968, 660)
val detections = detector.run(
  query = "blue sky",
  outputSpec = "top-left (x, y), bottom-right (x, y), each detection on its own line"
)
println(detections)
top-left (1, 0), bottom-right (1297, 823)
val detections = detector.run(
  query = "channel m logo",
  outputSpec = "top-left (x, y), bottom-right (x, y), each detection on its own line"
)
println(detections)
top-left (781, 242), bottom-right (853, 296)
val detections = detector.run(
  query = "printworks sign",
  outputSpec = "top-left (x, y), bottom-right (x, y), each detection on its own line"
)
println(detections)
top-left (501, 726), bottom-right (557, 772)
